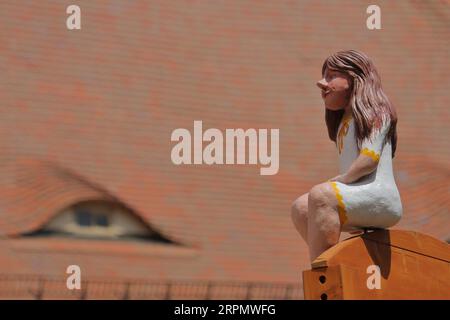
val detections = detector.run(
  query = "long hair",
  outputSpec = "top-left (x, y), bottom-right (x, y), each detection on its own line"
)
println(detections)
top-left (322, 50), bottom-right (398, 157)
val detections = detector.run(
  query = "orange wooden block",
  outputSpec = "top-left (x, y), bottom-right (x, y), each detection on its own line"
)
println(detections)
top-left (303, 230), bottom-right (450, 300)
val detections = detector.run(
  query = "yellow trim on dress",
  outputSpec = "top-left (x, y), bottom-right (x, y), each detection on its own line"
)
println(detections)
top-left (360, 148), bottom-right (380, 162)
top-left (337, 114), bottom-right (352, 154)
top-left (329, 181), bottom-right (348, 226)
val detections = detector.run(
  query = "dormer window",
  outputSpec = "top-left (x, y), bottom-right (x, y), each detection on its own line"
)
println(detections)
top-left (27, 200), bottom-right (175, 244)
top-left (75, 209), bottom-right (109, 227)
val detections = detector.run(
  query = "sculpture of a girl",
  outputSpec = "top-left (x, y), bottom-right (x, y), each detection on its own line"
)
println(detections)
top-left (291, 50), bottom-right (402, 262)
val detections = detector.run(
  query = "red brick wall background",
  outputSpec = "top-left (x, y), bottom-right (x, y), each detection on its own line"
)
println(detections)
top-left (0, 1), bottom-right (448, 299)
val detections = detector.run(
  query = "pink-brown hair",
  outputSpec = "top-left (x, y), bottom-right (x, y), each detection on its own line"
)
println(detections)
top-left (322, 50), bottom-right (398, 157)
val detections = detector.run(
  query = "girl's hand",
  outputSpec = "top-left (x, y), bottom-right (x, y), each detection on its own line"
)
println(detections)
top-left (329, 174), bottom-right (350, 184)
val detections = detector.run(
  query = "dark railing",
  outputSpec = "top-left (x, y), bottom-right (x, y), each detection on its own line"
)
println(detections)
top-left (0, 275), bottom-right (303, 300)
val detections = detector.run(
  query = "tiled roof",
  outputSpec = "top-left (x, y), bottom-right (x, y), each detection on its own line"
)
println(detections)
top-left (394, 157), bottom-right (450, 240)
top-left (0, 158), bottom-right (116, 237)
top-left (0, 0), bottom-right (448, 299)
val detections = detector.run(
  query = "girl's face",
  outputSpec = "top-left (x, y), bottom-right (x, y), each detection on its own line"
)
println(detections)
top-left (316, 68), bottom-right (352, 111)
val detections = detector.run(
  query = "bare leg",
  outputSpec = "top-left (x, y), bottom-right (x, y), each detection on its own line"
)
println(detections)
top-left (307, 183), bottom-right (342, 263)
top-left (291, 193), bottom-right (309, 244)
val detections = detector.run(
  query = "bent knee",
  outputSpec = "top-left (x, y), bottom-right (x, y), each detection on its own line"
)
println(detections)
top-left (308, 183), bottom-right (336, 207)
top-left (291, 194), bottom-right (308, 218)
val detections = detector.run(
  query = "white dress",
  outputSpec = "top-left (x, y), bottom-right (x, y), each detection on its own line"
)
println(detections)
top-left (329, 113), bottom-right (403, 232)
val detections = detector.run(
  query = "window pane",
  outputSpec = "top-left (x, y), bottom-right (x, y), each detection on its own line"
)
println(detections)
top-left (96, 214), bottom-right (109, 227)
top-left (75, 210), bottom-right (92, 226)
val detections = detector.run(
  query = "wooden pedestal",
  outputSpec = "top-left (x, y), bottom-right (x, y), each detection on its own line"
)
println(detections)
top-left (303, 230), bottom-right (450, 299)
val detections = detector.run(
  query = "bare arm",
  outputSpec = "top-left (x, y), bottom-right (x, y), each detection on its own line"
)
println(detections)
top-left (330, 118), bottom-right (390, 184)
top-left (331, 153), bottom-right (378, 184)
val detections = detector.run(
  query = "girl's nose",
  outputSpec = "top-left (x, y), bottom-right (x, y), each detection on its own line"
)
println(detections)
top-left (316, 78), bottom-right (328, 90)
